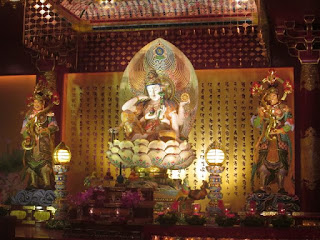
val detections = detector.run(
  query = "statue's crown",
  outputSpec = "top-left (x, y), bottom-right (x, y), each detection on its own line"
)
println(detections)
top-left (145, 70), bottom-right (162, 86)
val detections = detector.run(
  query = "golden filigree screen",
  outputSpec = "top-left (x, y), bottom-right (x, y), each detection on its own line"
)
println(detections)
top-left (63, 68), bottom-right (294, 211)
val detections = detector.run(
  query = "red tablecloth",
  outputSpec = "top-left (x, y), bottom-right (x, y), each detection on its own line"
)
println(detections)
top-left (143, 225), bottom-right (320, 240)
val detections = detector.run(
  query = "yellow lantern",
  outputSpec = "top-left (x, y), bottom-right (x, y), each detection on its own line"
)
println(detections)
top-left (53, 142), bottom-right (71, 164)
top-left (205, 141), bottom-right (225, 166)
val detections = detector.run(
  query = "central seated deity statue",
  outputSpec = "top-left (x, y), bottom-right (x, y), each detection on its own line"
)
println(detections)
top-left (107, 38), bottom-right (198, 170)
top-left (120, 70), bottom-right (189, 142)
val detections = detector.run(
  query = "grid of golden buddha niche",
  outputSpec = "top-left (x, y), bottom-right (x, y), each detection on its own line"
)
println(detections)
top-left (187, 70), bottom-right (260, 211)
top-left (63, 68), bottom-right (294, 211)
top-left (63, 72), bottom-right (123, 193)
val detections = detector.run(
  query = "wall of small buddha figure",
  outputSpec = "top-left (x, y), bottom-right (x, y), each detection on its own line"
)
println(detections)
top-left (63, 67), bottom-right (294, 212)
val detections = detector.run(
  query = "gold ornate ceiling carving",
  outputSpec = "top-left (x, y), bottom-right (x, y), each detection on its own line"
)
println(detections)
top-left (50, 0), bottom-right (258, 30)
top-left (23, 0), bottom-right (266, 71)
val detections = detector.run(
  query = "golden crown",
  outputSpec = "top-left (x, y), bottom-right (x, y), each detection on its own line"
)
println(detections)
top-left (145, 70), bottom-right (162, 86)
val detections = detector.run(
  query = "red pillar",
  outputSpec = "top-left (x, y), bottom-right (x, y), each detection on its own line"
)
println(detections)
top-left (276, 15), bottom-right (320, 212)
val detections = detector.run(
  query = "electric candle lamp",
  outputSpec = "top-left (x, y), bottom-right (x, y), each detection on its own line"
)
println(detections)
top-left (205, 141), bottom-right (226, 221)
top-left (193, 203), bottom-right (201, 215)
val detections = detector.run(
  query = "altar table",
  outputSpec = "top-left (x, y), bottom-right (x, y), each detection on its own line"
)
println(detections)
top-left (143, 225), bottom-right (320, 240)
top-left (15, 224), bottom-right (320, 240)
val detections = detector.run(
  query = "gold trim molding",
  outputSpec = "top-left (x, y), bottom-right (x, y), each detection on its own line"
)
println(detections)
top-left (300, 62), bottom-right (320, 91)
top-left (301, 127), bottom-right (320, 190)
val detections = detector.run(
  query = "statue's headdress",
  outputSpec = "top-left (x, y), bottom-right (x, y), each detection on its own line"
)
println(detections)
top-left (251, 69), bottom-right (293, 101)
top-left (26, 71), bottom-right (60, 107)
top-left (33, 91), bottom-right (46, 101)
top-left (266, 86), bottom-right (279, 95)
top-left (145, 70), bottom-right (162, 87)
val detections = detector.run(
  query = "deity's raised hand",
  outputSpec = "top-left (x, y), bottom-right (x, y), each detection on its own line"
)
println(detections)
top-left (158, 105), bottom-right (167, 119)
top-left (180, 93), bottom-right (190, 106)
top-left (180, 99), bottom-right (190, 107)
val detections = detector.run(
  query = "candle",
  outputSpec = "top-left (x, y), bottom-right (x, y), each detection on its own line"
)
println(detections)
top-left (193, 203), bottom-right (201, 215)
top-left (89, 208), bottom-right (94, 215)
top-left (249, 208), bottom-right (255, 215)
top-left (278, 203), bottom-right (285, 215)
top-left (249, 200), bottom-right (256, 215)
top-left (115, 208), bottom-right (120, 217)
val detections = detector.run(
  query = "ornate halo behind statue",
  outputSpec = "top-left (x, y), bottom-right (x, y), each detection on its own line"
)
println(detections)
top-left (108, 38), bottom-right (198, 171)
